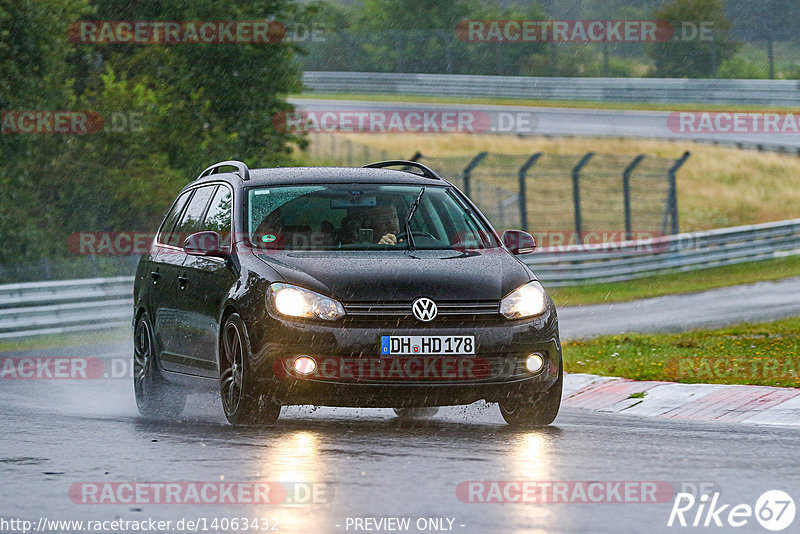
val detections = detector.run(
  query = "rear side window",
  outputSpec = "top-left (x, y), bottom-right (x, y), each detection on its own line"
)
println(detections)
top-left (200, 186), bottom-right (233, 247)
top-left (172, 186), bottom-right (216, 245)
top-left (157, 190), bottom-right (192, 246)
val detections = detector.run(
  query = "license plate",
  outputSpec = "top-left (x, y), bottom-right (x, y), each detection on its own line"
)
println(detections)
top-left (380, 335), bottom-right (475, 356)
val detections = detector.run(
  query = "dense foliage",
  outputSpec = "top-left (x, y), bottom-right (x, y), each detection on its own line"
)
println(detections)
top-left (0, 0), bottom-right (304, 268)
top-left (300, 0), bottom-right (798, 79)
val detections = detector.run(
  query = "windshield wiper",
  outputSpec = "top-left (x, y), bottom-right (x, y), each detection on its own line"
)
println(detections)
top-left (403, 187), bottom-right (425, 251)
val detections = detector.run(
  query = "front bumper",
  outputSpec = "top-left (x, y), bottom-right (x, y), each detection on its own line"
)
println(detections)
top-left (244, 304), bottom-right (561, 408)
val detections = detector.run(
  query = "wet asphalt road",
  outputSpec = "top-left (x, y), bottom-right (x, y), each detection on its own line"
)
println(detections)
top-left (290, 98), bottom-right (800, 150)
top-left (2, 358), bottom-right (800, 534)
top-left (557, 276), bottom-right (800, 339)
top-left (4, 281), bottom-right (800, 533)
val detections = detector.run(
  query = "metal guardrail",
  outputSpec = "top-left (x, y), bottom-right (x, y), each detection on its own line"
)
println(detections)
top-left (527, 218), bottom-right (800, 286)
top-left (1, 218), bottom-right (799, 339)
top-left (303, 71), bottom-right (800, 107)
top-left (0, 277), bottom-right (133, 340)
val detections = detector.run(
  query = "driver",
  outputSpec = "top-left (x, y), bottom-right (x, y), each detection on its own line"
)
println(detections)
top-left (361, 203), bottom-right (403, 245)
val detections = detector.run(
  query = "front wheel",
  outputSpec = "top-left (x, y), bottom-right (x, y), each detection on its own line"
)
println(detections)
top-left (133, 312), bottom-right (186, 419)
top-left (499, 361), bottom-right (562, 427)
top-left (219, 313), bottom-right (280, 426)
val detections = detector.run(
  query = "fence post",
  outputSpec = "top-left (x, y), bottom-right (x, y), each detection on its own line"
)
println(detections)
top-left (518, 153), bottom-right (542, 233)
top-left (345, 139), bottom-right (353, 166)
top-left (39, 258), bottom-right (51, 280)
top-left (496, 187), bottom-right (504, 228)
top-left (623, 154), bottom-right (646, 240)
top-left (402, 152), bottom-right (424, 173)
top-left (572, 152), bottom-right (594, 244)
top-left (462, 151), bottom-right (488, 198)
top-left (666, 151), bottom-right (690, 235)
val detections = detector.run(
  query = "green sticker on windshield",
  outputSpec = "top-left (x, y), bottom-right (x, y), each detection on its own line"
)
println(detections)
top-left (262, 234), bottom-right (277, 243)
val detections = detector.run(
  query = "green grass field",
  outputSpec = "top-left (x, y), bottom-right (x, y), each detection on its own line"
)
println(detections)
top-left (563, 317), bottom-right (800, 387)
top-left (0, 327), bottom-right (129, 354)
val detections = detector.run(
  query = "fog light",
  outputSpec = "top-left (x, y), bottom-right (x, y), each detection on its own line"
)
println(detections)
top-left (293, 356), bottom-right (316, 375)
top-left (526, 353), bottom-right (545, 374)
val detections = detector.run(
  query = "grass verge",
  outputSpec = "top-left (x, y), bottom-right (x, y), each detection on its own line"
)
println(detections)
top-left (0, 327), bottom-right (130, 354)
top-left (548, 255), bottom-right (800, 307)
top-left (564, 317), bottom-right (800, 387)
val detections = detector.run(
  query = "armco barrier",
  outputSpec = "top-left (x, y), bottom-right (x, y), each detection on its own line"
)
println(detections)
top-left (1, 219), bottom-right (799, 339)
top-left (525, 218), bottom-right (800, 286)
top-left (0, 277), bottom-right (133, 340)
top-left (303, 71), bottom-right (800, 107)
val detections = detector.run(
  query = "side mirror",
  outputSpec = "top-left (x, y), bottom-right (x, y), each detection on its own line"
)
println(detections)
top-left (184, 231), bottom-right (227, 257)
top-left (502, 230), bottom-right (536, 254)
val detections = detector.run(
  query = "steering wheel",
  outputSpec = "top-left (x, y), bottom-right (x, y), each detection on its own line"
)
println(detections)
top-left (395, 231), bottom-right (437, 241)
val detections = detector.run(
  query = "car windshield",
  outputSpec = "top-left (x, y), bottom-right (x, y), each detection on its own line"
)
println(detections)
top-left (247, 183), bottom-right (500, 250)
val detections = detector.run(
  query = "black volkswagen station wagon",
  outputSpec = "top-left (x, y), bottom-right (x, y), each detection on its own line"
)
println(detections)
top-left (133, 160), bottom-right (562, 426)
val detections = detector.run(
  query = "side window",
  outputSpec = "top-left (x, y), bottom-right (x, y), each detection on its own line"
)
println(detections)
top-left (200, 186), bottom-right (232, 247)
top-left (157, 190), bottom-right (192, 246)
top-left (172, 186), bottom-right (216, 246)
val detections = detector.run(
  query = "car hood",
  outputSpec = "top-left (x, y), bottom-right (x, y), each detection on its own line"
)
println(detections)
top-left (253, 249), bottom-right (533, 302)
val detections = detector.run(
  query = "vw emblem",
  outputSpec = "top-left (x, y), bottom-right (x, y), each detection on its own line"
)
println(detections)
top-left (412, 297), bottom-right (438, 322)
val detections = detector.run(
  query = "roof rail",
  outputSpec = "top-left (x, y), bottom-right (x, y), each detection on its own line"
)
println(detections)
top-left (363, 160), bottom-right (441, 181)
top-left (197, 160), bottom-right (250, 181)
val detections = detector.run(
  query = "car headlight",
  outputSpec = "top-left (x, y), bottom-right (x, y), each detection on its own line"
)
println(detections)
top-left (500, 281), bottom-right (547, 319)
top-left (267, 283), bottom-right (345, 321)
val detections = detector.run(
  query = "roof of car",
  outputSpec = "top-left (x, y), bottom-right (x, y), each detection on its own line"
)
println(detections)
top-left (191, 166), bottom-right (453, 188)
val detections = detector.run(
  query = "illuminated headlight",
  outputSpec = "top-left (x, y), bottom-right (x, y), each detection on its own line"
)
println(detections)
top-left (500, 281), bottom-right (547, 319)
top-left (267, 283), bottom-right (345, 321)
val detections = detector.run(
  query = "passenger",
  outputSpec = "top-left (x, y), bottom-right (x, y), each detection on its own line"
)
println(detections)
top-left (339, 212), bottom-right (363, 245)
top-left (320, 220), bottom-right (336, 246)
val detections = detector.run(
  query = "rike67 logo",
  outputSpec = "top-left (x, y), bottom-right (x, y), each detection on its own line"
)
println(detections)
top-left (668, 490), bottom-right (795, 531)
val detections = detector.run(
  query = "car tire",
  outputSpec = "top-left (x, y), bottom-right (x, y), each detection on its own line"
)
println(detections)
top-left (393, 407), bottom-right (440, 419)
top-left (219, 313), bottom-right (280, 426)
top-left (133, 312), bottom-right (186, 419)
top-left (499, 359), bottom-right (562, 427)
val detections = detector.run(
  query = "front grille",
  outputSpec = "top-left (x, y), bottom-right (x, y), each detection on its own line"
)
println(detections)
top-left (343, 301), bottom-right (501, 321)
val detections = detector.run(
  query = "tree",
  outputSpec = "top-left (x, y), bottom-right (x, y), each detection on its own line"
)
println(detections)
top-left (725, 0), bottom-right (800, 79)
top-left (0, 0), bottom-right (306, 274)
top-left (0, 0), bottom-right (88, 264)
top-left (648, 0), bottom-right (737, 77)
